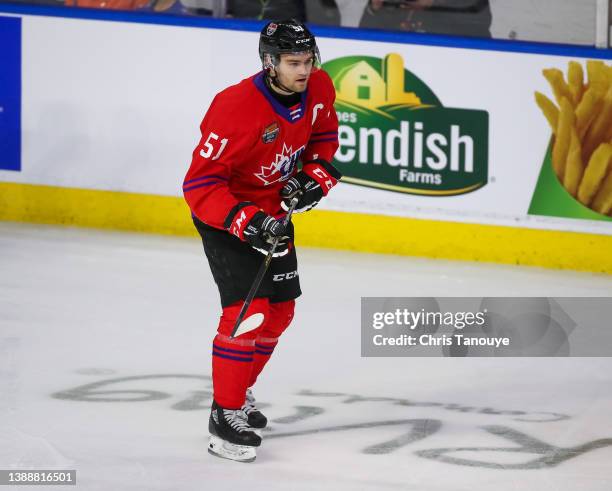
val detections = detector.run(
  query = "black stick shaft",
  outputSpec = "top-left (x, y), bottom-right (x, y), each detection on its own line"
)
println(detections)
top-left (229, 197), bottom-right (300, 338)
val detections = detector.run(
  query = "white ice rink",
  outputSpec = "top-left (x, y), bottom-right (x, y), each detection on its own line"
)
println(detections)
top-left (1, 222), bottom-right (612, 490)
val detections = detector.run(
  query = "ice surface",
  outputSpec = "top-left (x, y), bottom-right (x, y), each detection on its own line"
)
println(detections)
top-left (1, 222), bottom-right (611, 490)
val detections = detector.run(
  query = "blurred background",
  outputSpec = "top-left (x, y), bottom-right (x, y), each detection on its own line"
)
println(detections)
top-left (0, 0), bottom-right (610, 47)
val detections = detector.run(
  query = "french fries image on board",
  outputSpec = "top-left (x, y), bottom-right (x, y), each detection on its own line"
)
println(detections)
top-left (535, 60), bottom-right (612, 216)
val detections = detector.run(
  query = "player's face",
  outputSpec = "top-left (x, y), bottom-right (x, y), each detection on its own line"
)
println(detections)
top-left (274, 52), bottom-right (315, 93)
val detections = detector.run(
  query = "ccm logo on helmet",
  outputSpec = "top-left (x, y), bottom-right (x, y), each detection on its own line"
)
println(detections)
top-left (273, 271), bottom-right (298, 282)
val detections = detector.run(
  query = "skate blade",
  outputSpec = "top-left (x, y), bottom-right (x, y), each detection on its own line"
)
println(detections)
top-left (208, 435), bottom-right (257, 463)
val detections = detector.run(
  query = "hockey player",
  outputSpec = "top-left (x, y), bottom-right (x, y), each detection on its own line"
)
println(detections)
top-left (182, 19), bottom-right (341, 462)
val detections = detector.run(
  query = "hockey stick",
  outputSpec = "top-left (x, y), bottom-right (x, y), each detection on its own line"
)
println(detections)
top-left (229, 195), bottom-right (301, 339)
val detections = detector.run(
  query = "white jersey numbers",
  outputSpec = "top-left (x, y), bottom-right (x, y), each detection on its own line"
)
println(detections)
top-left (200, 132), bottom-right (229, 161)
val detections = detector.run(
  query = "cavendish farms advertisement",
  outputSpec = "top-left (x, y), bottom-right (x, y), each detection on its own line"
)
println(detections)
top-left (323, 53), bottom-right (489, 197)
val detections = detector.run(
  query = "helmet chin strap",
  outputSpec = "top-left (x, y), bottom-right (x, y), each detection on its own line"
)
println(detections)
top-left (267, 69), bottom-right (296, 95)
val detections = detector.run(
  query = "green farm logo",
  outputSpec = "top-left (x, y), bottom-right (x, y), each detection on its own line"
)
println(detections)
top-left (323, 54), bottom-right (489, 196)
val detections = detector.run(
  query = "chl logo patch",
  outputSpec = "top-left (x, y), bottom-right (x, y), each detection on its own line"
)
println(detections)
top-left (262, 122), bottom-right (280, 144)
top-left (266, 23), bottom-right (278, 36)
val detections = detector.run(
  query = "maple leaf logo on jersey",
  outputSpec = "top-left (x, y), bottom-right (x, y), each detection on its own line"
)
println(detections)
top-left (255, 143), bottom-right (305, 185)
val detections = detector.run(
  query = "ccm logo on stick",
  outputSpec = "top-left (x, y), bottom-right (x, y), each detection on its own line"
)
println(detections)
top-left (273, 271), bottom-right (298, 282)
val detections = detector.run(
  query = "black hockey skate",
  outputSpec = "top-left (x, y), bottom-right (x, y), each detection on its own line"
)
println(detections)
top-left (208, 401), bottom-right (262, 463)
top-left (241, 389), bottom-right (268, 429)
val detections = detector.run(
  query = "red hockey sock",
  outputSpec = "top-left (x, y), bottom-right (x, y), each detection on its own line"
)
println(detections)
top-left (248, 337), bottom-right (278, 389)
top-left (212, 298), bottom-right (269, 409)
top-left (248, 300), bottom-right (295, 388)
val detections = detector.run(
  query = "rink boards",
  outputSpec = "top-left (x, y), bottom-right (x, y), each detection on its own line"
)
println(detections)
top-left (0, 6), bottom-right (611, 272)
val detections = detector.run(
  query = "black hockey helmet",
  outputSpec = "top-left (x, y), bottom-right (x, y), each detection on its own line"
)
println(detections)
top-left (259, 19), bottom-right (321, 71)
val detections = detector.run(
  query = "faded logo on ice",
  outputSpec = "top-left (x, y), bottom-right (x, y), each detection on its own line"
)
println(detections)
top-left (255, 143), bottom-right (305, 185)
top-left (52, 372), bottom-right (612, 470)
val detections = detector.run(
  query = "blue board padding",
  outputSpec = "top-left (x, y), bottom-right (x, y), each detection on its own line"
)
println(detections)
top-left (0, 15), bottom-right (22, 172)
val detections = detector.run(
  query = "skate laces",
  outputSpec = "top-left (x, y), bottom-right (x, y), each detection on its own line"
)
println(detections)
top-left (223, 408), bottom-right (251, 432)
top-left (242, 389), bottom-right (258, 415)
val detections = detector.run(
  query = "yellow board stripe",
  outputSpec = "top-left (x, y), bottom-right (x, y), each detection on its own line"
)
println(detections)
top-left (1, 181), bottom-right (610, 274)
top-left (0, 182), bottom-right (195, 236)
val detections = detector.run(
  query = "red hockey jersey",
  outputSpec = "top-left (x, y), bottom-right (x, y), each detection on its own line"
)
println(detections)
top-left (183, 69), bottom-right (339, 231)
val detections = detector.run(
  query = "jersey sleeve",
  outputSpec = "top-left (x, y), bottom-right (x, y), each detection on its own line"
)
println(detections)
top-left (183, 95), bottom-right (259, 231)
top-left (302, 70), bottom-right (339, 164)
